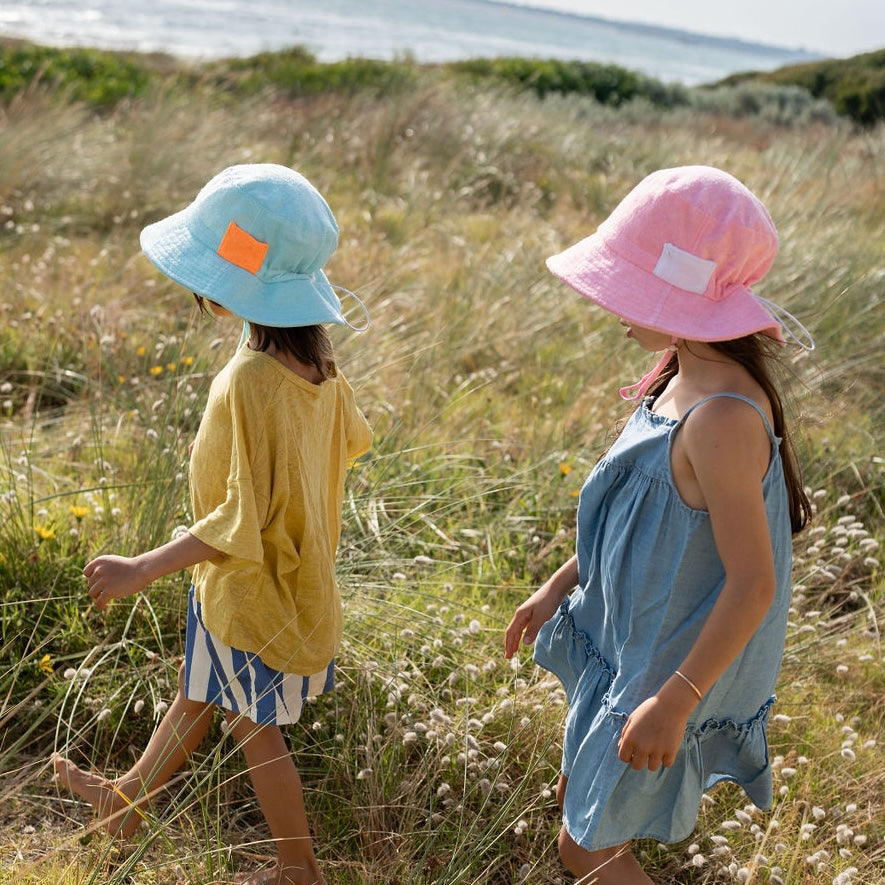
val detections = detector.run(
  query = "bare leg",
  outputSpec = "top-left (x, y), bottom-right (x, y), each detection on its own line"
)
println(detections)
top-left (556, 773), bottom-right (654, 885)
top-left (54, 662), bottom-right (214, 837)
top-left (227, 712), bottom-right (326, 885)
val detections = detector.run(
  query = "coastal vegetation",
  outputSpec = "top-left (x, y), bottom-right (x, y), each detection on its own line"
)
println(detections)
top-left (0, 40), bottom-right (882, 884)
top-left (1, 38), bottom-right (884, 125)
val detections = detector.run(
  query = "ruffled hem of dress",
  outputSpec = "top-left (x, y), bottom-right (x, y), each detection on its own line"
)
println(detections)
top-left (533, 600), bottom-right (615, 703)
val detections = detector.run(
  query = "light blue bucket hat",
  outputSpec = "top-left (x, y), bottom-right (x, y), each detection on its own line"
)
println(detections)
top-left (140, 163), bottom-right (368, 329)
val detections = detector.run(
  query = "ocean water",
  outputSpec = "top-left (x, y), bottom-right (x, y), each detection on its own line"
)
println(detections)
top-left (0, 0), bottom-right (820, 86)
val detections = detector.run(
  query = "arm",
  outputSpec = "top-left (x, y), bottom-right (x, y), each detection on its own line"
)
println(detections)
top-left (619, 399), bottom-right (777, 771)
top-left (83, 532), bottom-right (221, 612)
top-left (504, 554), bottom-right (578, 658)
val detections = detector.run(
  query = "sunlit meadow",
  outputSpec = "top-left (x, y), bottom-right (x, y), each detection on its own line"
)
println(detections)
top-left (0, 63), bottom-right (882, 884)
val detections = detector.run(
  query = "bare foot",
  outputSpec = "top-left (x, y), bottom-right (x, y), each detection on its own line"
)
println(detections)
top-left (233, 861), bottom-right (327, 885)
top-left (52, 754), bottom-right (146, 837)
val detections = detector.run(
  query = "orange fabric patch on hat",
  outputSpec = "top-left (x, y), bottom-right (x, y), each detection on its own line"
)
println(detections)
top-left (217, 221), bottom-right (268, 274)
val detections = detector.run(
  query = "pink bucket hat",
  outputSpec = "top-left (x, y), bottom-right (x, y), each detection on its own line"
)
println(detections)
top-left (546, 165), bottom-right (785, 343)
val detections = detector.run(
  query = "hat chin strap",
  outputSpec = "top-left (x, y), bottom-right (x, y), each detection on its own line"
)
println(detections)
top-left (619, 338), bottom-right (678, 401)
top-left (332, 285), bottom-right (371, 332)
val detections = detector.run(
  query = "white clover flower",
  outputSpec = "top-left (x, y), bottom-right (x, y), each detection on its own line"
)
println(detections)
top-left (154, 701), bottom-right (168, 715)
top-left (356, 768), bottom-right (372, 780)
top-left (97, 708), bottom-right (112, 722)
top-left (403, 731), bottom-right (418, 744)
top-left (133, 699), bottom-right (145, 714)
top-left (721, 820), bottom-right (742, 831)
top-left (841, 747), bottom-right (856, 762)
top-left (469, 619), bottom-right (481, 634)
top-left (780, 767), bottom-right (797, 779)
top-left (691, 853), bottom-right (706, 867)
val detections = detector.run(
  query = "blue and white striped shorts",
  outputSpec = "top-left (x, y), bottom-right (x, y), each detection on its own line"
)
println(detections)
top-left (183, 586), bottom-right (334, 726)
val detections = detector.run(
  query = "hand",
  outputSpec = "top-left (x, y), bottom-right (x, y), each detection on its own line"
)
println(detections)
top-left (617, 693), bottom-right (691, 771)
top-left (83, 555), bottom-right (149, 611)
top-left (504, 583), bottom-right (564, 659)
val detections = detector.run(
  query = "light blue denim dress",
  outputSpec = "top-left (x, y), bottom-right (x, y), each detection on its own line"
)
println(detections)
top-left (534, 393), bottom-right (793, 851)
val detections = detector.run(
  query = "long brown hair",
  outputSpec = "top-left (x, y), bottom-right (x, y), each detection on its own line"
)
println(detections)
top-left (193, 294), bottom-right (337, 381)
top-left (648, 335), bottom-right (811, 534)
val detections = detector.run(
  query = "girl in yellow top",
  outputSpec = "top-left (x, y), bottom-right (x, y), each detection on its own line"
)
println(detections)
top-left (54, 164), bottom-right (373, 885)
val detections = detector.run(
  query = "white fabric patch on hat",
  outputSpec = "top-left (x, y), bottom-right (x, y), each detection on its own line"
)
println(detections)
top-left (653, 242), bottom-right (716, 294)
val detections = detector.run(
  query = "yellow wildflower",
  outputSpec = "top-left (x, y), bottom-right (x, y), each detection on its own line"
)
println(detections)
top-left (39, 653), bottom-right (53, 675)
top-left (559, 462), bottom-right (573, 476)
top-left (34, 524), bottom-right (56, 541)
top-left (69, 505), bottom-right (89, 520)
top-left (149, 365), bottom-right (163, 376)
top-left (135, 345), bottom-right (146, 356)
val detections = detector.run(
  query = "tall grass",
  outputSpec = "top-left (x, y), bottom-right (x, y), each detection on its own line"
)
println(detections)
top-left (0, 66), bottom-right (881, 884)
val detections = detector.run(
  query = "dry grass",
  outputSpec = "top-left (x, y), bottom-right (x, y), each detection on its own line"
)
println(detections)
top-left (0, 69), bottom-right (881, 883)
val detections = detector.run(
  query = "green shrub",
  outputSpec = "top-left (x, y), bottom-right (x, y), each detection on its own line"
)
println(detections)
top-left (0, 42), bottom-right (151, 108)
top-left (689, 81), bottom-right (839, 126)
top-left (720, 48), bottom-right (885, 126)
top-left (210, 46), bottom-right (418, 98)
top-left (450, 56), bottom-right (688, 108)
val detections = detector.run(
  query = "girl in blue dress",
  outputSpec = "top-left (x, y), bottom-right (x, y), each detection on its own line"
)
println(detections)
top-left (505, 166), bottom-right (813, 884)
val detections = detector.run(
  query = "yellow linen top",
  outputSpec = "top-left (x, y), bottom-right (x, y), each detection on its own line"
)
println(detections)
top-left (188, 347), bottom-right (372, 674)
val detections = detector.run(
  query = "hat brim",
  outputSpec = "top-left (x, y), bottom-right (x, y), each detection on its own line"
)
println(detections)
top-left (140, 210), bottom-right (346, 328)
top-left (546, 233), bottom-right (784, 343)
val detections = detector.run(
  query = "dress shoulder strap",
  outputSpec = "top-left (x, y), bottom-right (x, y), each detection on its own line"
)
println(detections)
top-left (678, 392), bottom-right (779, 444)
